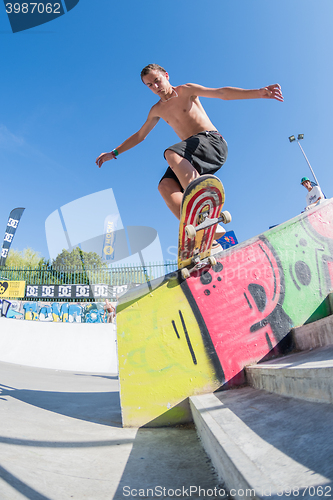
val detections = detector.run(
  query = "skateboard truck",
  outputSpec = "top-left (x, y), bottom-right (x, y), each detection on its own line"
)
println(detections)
top-left (180, 209), bottom-right (232, 280)
top-left (185, 209), bottom-right (232, 239)
top-left (181, 254), bottom-right (217, 280)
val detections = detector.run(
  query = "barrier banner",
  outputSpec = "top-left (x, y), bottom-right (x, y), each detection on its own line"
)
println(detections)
top-left (102, 213), bottom-right (120, 262)
top-left (25, 283), bottom-right (130, 300)
top-left (0, 207), bottom-right (25, 266)
top-left (0, 280), bottom-right (26, 298)
top-left (217, 230), bottom-right (238, 250)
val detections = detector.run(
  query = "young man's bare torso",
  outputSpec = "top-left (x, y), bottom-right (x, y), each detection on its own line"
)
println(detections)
top-left (96, 64), bottom-right (283, 245)
top-left (148, 84), bottom-right (217, 141)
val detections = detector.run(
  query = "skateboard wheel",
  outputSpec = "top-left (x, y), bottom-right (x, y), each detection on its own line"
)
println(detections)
top-left (185, 224), bottom-right (196, 239)
top-left (181, 268), bottom-right (191, 280)
top-left (208, 256), bottom-right (217, 266)
top-left (220, 210), bottom-right (232, 224)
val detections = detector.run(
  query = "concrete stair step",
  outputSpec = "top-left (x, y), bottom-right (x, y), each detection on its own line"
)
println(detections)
top-left (246, 345), bottom-right (333, 404)
top-left (190, 387), bottom-right (333, 500)
top-left (292, 314), bottom-right (333, 351)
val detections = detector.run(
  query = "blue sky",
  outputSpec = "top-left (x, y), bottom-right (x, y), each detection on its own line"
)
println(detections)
top-left (1, 0), bottom-right (333, 264)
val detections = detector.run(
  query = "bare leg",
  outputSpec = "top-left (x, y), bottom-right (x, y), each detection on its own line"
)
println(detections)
top-left (160, 150), bottom-right (223, 244)
top-left (164, 150), bottom-right (200, 190)
top-left (158, 151), bottom-right (200, 219)
top-left (158, 177), bottom-right (183, 219)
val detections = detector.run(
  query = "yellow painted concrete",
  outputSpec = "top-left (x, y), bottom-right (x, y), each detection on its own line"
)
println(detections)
top-left (117, 279), bottom-right (220, 427)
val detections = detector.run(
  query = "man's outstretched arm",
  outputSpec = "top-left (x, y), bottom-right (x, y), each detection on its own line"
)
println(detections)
top-left (96, 111), bottom-right (160, 168)
top-left (183, 83), bottom-right (284, 102)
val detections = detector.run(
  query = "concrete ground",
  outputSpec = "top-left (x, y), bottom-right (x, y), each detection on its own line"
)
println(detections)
top-left (0, 361), bottom-right (227, 500)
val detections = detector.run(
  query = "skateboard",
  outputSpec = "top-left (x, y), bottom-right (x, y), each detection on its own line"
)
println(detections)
top-left (178, 174), bottom-right (231, 279)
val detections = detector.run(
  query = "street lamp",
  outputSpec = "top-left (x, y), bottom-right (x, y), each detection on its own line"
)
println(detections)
top-left (288, 134), bottom-right (320, 187)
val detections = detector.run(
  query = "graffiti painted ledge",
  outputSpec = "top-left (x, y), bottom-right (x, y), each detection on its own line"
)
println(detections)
top-left (117, 200), bottom-right (333, 427)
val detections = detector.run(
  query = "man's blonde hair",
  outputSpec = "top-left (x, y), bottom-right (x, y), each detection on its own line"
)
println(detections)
top-left (141, 64), bottom-right (167, 82)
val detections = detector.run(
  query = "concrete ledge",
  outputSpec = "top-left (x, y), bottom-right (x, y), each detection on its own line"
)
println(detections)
top-left (191, 388), bottom-right (333, 499)
top-left (0, 317), bottom-right (117, 373)
top-left (329, 292), bottom-right (333, 314)
top-left (246, 345), bottom-right (333, 404)
top-left (292, 314), bottom-right (333, 351)
top-left (190, 393), bottom-right (272, 500)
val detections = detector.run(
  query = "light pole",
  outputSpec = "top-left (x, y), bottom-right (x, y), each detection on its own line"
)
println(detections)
top-left (288, 134), bottom-right (321, 187)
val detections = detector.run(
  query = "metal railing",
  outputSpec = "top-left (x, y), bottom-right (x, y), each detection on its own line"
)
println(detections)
top-left (0, 261), bottom-right (178, 286)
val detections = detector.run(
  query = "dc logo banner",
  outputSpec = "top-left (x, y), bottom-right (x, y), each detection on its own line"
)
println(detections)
top-left (0, 207), bottom-right (25, 267)
top-left (3, 0), bottom-right (80, 33)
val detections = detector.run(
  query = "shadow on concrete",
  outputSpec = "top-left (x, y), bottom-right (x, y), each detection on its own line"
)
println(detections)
top-left (0, 434), bottom-right (135, 448)
top-left (0, 384), bottom-right (122, 427)
top-left (304, 296), bottom-right (332, 325)
top-left (0, 434), bottom-right (136, 500)
top-left (75, 373), bottom-right (119, 381)
top-left (143, 399), bottom-right (192, 427)
top-left (0, 464), bottom-right (52, 500)
top-left (112, 426), bottom-right (227, 500)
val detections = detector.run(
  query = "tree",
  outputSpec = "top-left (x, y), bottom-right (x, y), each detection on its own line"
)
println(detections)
top-left (52, 247), bottom-right (107, 269)
top-left (5, 248), bottom-right (46, 268)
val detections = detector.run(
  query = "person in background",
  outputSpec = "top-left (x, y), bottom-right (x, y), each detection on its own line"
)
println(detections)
top-left (301, 177), bottom-right (324, 211)
top-left (104, 299), bottom-right (115, 323)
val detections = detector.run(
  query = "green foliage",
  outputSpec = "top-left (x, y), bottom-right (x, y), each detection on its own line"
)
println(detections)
top-left (51, 247), bottom-right (107, 270)
top-left (5, 248), bottom-right (46, 268)
top-left (2, 247), bottom-right (108, 286)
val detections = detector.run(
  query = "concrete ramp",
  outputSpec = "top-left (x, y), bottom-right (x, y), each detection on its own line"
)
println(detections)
top-left (117, 200), bottom-right (333, 427)
top-left (0, 318), bottom-right (117, 373)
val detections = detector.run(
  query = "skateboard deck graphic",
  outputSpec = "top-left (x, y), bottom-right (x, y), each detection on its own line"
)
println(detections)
top-left (178, 175), bottom-right (231, 279)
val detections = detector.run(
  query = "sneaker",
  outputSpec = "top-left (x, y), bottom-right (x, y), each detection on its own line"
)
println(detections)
top-left (211, 241), bottom-right (223, 255)
top-left (214, 224), bottom-right (226, 240)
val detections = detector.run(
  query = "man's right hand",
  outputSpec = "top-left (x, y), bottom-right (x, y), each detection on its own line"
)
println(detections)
top-left (96, 151), bottom-right (115, 168)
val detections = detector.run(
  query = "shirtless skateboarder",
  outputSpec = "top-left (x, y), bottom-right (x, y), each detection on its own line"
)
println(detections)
top-left (96, 64), bottom-right (283, 252)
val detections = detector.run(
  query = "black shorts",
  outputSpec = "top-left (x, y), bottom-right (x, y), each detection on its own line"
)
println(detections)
top-left (160, 131), bottom-right (228, 189)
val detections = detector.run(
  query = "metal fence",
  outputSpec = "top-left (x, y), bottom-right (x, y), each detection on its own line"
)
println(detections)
top-left (0, 261), bottom-right (178, 286)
